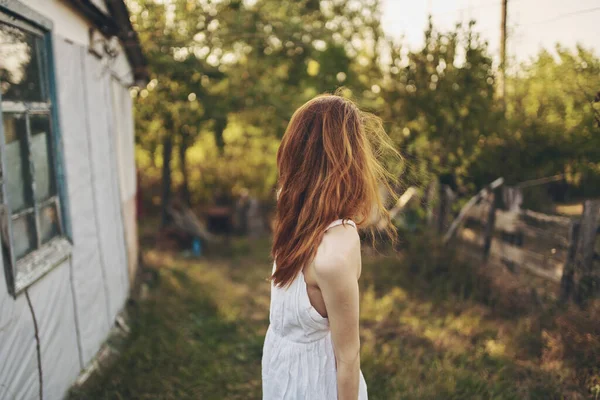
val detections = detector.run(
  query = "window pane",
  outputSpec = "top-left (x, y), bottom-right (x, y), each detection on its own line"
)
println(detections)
top-left (3, 113), bottom-right (32, 212)
top-left (39, 202), bottom-right (59, 244)
top-left (0, 22), bottom-right (44, 102)
top-left (12, 212), bottom-right (36, 260)
top-left (30, 114), bottom-right (55, 201)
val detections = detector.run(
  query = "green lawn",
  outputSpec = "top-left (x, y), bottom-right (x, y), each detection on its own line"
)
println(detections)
top-left (69, 233), bottom-right (599, 400)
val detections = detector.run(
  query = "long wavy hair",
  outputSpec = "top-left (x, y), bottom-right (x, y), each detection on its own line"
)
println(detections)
top-left (271, 93), bottom-right (399, 288)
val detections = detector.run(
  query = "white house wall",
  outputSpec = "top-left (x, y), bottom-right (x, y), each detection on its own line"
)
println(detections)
top-left (27, 260), bottom-right (81, 400)
top-left (18, 0), bottom-right (90, 46)
top-left (0, 280), bottom-right (39, 400)
top-left (110, 43), bottom-right (135, 86)
top-left (0, 24), bottom-right (136, 400)
top-left (110, 77), bottom-right (139, 284)
top-left (84, 51), bottom-right (129, 321)
top-left (54, 39), bottom-right (114, 368)
top-left (111, 80), bottom-right (137, 202)
top-left (18, 0), bottom-right (135, 85)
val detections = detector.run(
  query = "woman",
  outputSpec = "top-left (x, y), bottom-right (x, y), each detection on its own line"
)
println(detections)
top-left (262, 93), bottom-right (397, 399)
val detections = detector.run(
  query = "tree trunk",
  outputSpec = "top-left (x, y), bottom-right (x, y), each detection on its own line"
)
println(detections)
top-left (161, 135), bottom-right (173, 227)
top-left (149, 138), bottom-right (159, 168)
top-left (179, 138), bottom-right (191, 206)
top-left (214, 117), bottom-right (227, 153)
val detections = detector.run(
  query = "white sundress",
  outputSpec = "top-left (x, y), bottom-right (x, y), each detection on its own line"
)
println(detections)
top-left (262, 219), bottom-right (368, 400)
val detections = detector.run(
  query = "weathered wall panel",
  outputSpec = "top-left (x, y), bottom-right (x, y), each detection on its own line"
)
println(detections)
top-left (84, 52), bottom-right (129, 321)
top-left (54, 38), bottom-right (111, 366)
top-left (28, 259), bottom-right (81, 400)
top-left (0, 3), bottom-right (137, 396)
top-left (110, 80), bottom-right (137, 202)
top-left (0, 282), bottom-right (38, 400)
top-left (19, 0), bottom-right (90, 45)
top-left (110, 79), bottom-right (139, 282)
top-left (104, 77), bottom-right (133, 297)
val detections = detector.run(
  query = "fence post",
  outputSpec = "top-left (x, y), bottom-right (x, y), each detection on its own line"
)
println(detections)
top-left (443, 177), bottom-right (504, 244)
top-left (559, 221), bottom-right (581, 302)
top-left (482, 189), bottom-right (497, 261)
top-left (575, 200), bottom-right (600, 305)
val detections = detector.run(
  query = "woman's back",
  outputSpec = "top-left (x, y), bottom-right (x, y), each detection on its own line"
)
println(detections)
top-left (265, 93), bottom-right (398, 399)
top-left (262, 219), bottom-right (368, 400)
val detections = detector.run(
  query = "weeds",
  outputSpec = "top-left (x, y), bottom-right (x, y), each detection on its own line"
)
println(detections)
top-left (70, 231), bottom-right (599, 399)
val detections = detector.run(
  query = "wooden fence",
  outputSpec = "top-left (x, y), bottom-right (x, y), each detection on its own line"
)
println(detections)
top-left (429, 179), bottom-right (600, 304)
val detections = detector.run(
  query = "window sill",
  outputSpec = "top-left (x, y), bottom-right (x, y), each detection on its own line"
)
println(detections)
top-left (14, 237), bottom-right (72, 295)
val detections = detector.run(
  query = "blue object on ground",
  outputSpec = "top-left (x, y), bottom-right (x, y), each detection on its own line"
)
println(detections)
top-left (192, 237), bottom-right (202, 257)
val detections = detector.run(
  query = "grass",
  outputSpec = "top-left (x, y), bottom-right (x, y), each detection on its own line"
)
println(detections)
top-left (69, 227), bottom-right (600, 400)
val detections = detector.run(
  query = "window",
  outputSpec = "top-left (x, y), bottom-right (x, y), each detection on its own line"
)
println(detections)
top-left (0, 5), bottom-right (70, 295)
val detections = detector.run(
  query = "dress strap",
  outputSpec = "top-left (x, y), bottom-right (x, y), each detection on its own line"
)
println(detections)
top-left (325, 219), bottom-right (356, 232)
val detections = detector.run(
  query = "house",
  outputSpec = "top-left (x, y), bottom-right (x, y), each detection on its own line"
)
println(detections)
top-left (0, 0), bottom-right (147, 398)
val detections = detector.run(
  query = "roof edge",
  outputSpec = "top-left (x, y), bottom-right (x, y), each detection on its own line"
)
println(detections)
top-left (64, 0), bottom-right (119, 35)
top-left (104, 0), bottom-right (149, 85)
top-left (66, 0), bottom-right (149, 85)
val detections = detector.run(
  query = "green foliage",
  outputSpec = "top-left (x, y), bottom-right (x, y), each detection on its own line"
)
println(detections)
top-left (130, 0), bottom-right (385, 201)
top-left (461, 45), bottom-right (600, 193)
top-left (380, 20), bottom-right (502, 191)
top-left (504, 46), bottom-right (600, 191)
top-left (129, 0), bottom-right (600, 205)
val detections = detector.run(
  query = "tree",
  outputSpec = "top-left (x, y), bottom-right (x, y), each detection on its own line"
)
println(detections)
top-left (128, 0), bottom-right (600, 215)
top-left (380, 19), bottom-right (502, 192)
top-left (503, 46), bottom-right (600, 194)
top-left (129, 0), bottom-right (392, 205)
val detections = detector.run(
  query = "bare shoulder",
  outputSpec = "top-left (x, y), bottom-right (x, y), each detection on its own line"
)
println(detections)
top-left (313, 223), bottom-right (361, 280)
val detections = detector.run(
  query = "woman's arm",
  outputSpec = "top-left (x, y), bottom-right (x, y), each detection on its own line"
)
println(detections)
top-left (314, 227), bottom-right (361, 400)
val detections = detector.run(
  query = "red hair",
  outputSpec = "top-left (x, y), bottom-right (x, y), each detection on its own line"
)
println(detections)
top-left (271, 93), bottom-right (399, 288)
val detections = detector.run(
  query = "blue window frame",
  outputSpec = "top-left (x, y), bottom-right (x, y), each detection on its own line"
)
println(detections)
top-left (0, 1), bottom-right (71, 296)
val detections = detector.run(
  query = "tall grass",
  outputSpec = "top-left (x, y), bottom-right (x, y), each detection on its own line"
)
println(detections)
top-left (70, 230), bottom-right (599, 399)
